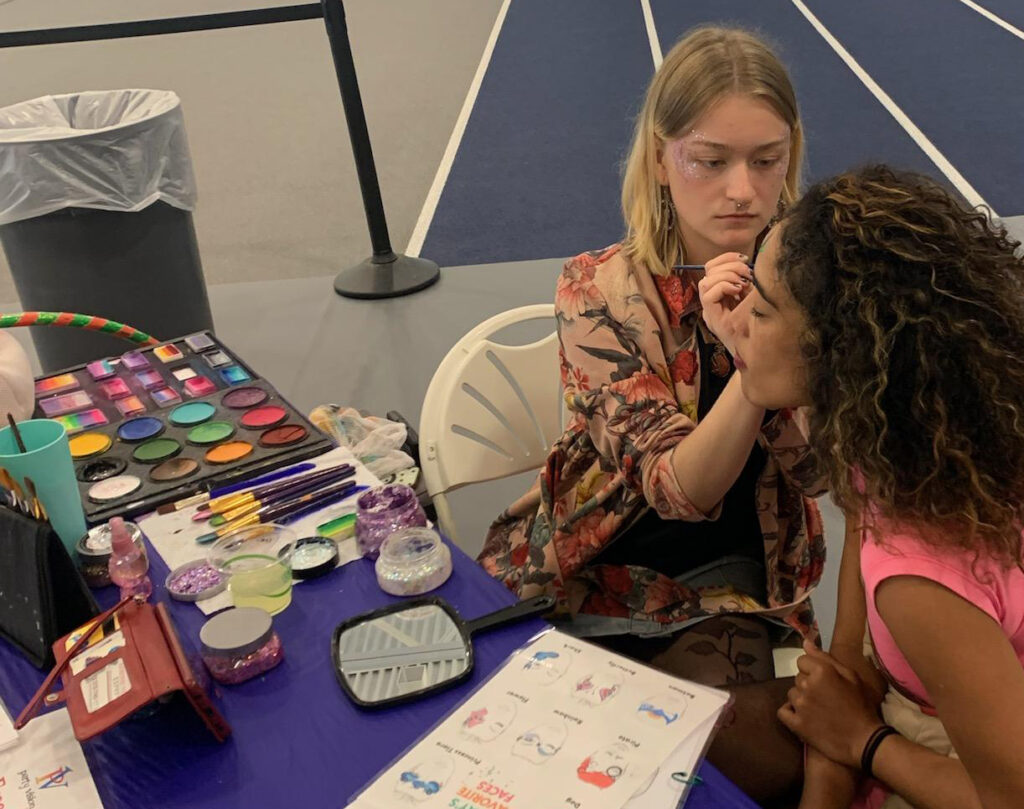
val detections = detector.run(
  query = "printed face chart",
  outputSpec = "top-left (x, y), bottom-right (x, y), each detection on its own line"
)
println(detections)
top-left (349, 629), bottom-right (730, 809)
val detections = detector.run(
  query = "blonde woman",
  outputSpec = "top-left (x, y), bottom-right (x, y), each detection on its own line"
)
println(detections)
top-left (478, 27), bottom-right (825, 802)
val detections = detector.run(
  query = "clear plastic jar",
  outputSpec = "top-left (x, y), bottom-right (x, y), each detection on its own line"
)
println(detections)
top-left (375, 527), bottom-right (452, 596)
top-left (199, 607), bottom-right (284, 685)
top-left (355, 484), bottom-right (427, 559)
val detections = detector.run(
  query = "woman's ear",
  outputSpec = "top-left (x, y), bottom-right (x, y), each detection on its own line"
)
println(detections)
top-left (654, 144), bottom-right (669, 186)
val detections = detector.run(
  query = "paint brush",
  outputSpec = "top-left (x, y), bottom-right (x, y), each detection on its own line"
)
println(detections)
top-left (6, 414), bottom-right (26, 453)
top-left (24, 477), bottom-right (43, 521)
top-left (198, 466), bottom-right (357, 525)
top-left (671, 263), bottom-right (755, 271)
top-left (209, 461), bottom-right (317, 499)
top-left (277, 487), bottom-right (365, 527)
top-left (156, 461), bottom-right (319, 515)
top-left (195, 481), bottom-right (366, 544)
top-left (196, 464), bottom-right (355, 519)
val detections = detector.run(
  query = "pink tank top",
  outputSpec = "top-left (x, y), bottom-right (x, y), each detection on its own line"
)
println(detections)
top-left (861, 523), bottom-right (1024, 708)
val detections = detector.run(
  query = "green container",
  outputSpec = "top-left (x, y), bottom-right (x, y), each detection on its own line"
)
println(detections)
top-left (0, 419), bottom-right (87, 558)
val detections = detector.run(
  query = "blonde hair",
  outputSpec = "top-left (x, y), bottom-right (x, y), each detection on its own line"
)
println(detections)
top-left (621, 27), bottom-right (804, 276)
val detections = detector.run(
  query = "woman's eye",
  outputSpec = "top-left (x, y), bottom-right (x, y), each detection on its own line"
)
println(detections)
top-left (751, 307), bottom-right (766, 319)
top-left (696, 159), bottom-right (725, 169)
top-left (754, 158), bottom-right (780, 168)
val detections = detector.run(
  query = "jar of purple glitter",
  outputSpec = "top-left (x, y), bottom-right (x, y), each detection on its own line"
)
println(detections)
top-left (199, 607), bottom-right (283, 685)
top-left (354, 484), bottom-right (427, 559)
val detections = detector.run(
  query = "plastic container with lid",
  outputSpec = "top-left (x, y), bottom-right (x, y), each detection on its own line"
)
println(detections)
top-left (199, 606), bottom-right (284, 685)
top-left (354, 484), bottom-right (427, 559)
top-left (375, 527), bottom-right (452, 596)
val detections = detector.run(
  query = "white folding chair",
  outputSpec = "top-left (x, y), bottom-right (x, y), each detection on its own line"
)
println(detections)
top-left (419, 304), bottom-right (565, 547)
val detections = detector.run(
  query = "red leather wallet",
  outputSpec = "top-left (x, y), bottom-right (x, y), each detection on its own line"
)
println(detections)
top-left (16, 597), bottom-right (230, 743)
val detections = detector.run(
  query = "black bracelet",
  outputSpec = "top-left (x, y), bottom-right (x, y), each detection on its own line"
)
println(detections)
top-left (860, 724), bottom-right (899, 778)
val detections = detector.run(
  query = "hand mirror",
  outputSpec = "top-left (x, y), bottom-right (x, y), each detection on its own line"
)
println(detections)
top-left (332, 594), bottom-right (553, 708)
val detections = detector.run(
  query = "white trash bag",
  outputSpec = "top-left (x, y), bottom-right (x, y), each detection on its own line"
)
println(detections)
top-left (309, 406), bottom-right (415, 479)
top-left (0, 89), bottom-right (197, 226)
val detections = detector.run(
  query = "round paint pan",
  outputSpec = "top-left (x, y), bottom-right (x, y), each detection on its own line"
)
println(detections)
top-left (88, 474), bottom-right (142, 503)
top-left (169, 402), bottom-right (216, 427)
top-left (221, 387), bottom-right (268, 409)
top-left (284, 536), bottom-right (338, 580)
top-left (205, 441), bottom-right (254, 465)
top-left (187, 421), bottom-right (236, 446)
top-left (259, 424), bottom-right (308, 448)
top-left (133, 438), bottom-right (182, 464)
top-left (239, 405), bottom-right (288, 430)
top-left (151, 457), bottom-right (200, 482)
top-left (78, 458), bottom-right (127, 483)
top-left (69, 432), bottom-right (112, 459)
top-left (118, 416), bottom-right (165, 443)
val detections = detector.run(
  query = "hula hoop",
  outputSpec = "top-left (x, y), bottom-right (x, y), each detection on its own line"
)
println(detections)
top-left (0, 312), bottom-right (159, 346)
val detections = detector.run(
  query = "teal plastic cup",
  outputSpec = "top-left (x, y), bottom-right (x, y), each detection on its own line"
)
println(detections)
top-left (0, 419), bottom-right (87, 558)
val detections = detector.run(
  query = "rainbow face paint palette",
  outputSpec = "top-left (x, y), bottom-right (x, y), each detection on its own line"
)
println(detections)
top-left (32, 331), bottom-right (333, 524)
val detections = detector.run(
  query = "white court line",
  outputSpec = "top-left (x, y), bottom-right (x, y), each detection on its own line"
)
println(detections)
top-left (640, 0), bottom-right (663, 67)
top-left (405, 0), bottom-right (513, 258)
top-left (790, 0), bottom-right (996, 216)
top-left (957, 0), bottom-right (1024, 43)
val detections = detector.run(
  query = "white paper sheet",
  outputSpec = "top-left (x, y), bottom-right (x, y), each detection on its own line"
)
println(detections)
top-left (348, 628), bottom-right (730, 809)
top-left (138, 446), bottom-right (381, 614)
top-left (0, 708), bottom-right (103, 809)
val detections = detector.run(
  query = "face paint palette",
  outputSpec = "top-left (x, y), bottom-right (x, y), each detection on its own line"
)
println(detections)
top-left (31, 332), bottom-right (333, 524)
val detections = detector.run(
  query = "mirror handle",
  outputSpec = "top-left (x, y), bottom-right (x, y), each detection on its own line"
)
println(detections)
top-left (465, 594), bottom-right (555, 636)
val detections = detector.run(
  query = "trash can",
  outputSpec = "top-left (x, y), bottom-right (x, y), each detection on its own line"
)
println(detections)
top-left (0, 90), bottom-right (214, 372)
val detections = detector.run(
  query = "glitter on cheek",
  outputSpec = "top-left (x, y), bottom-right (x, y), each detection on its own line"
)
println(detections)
top-left (670, 138), bottom-right (719, 182)
top-left (758, 149), bottom-right (790, 179)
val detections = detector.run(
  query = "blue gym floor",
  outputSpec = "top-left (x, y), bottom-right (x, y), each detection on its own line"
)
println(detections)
top-left (416, 0), bottom-right (1024, 266)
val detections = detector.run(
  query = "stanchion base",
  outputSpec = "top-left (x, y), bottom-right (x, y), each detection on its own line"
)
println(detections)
top-left (333, 254), bottom-right (440, 300)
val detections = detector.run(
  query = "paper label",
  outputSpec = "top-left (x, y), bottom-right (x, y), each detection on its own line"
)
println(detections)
top-left (69, 631), bottom-right (124, 676)
top-left (0, 709), bottom-right (103, 809)
top-left (80, 659), bottom-right (131, 713)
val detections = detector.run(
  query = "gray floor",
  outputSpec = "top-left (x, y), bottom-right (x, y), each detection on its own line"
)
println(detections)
top-left (0, 0), bottom-right (502, 299)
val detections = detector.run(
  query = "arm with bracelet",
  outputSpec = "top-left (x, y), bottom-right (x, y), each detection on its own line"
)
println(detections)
top-left (780, 527), bottom-right (1024, 809)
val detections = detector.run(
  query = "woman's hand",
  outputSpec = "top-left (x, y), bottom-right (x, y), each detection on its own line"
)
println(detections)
top-left (777, 643), bottom-right (885, 768)
top-left (697, 252), bottom-right (753, 353)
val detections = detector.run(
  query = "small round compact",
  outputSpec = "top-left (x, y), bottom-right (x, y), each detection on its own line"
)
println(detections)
top-left (284, 536), bottom-right (339, 580)
top-left (165, 560), bottom-right (227, 601)
top-left (76, 533), bottom-right (113, 588)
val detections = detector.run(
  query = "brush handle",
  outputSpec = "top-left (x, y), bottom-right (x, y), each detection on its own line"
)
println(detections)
top-left (209, 462), bottom-right (317, 498)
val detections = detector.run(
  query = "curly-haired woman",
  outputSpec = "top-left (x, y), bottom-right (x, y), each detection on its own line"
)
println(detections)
top-left (729, 164), bottom-right (1024, 809)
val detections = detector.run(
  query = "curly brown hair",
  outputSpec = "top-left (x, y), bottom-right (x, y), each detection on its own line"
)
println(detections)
top-left (777, 164), bottom-right (1024, 563)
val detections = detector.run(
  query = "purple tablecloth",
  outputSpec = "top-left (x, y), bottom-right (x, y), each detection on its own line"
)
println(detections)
top-left (0, 534), bottom-right (759, 809)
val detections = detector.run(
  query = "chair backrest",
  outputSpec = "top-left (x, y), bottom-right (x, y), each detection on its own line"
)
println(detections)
top-left (419, 305), bottom-right (563, 543)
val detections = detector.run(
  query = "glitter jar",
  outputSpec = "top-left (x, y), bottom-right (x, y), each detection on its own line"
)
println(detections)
top-left (166, 560), bottom-right (227, 601)
top-left (199, 607), bottom-right (284, 685)
top-left (375, 528), bottom-right (452, 596)
top-left (355, 484), bottom-right (427, 559)
top-left (76, 521), bottom-right (147, 588)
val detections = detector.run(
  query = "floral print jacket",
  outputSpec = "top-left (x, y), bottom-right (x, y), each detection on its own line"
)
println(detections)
top-left (477, 245), bottom-right (827, 640)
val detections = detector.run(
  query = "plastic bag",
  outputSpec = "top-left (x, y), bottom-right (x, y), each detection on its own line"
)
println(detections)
top-left (309, 406), bottom-right (414, 479)
top-left (0, 89), bottom-right (197, 226)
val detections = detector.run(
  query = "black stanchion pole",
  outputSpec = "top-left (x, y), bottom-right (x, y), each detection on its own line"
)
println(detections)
top-left (320, 0), bottom-right (440, 299)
